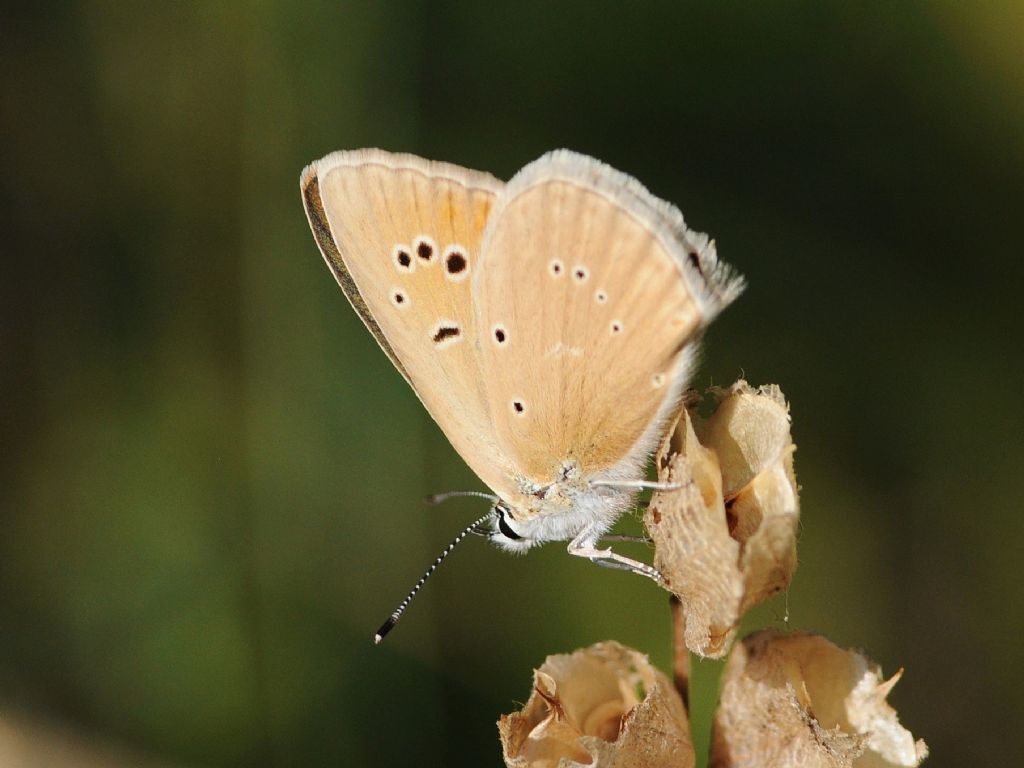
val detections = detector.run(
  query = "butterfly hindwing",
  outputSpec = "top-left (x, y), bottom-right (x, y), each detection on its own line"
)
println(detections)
top-left (473, 151), bottom-right (743, 489)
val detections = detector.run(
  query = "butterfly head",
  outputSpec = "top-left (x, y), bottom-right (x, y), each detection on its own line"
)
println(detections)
top-left (485, 468), bottom-right (638, 555)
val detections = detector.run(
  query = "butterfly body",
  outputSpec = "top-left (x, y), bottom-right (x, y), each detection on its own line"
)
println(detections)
top-left (489, 461), bottom-right (636, 553)
top-left (301, 149), bottom-right (743, 627)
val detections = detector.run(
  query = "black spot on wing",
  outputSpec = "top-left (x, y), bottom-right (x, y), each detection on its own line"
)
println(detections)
top-left (446, 250), bottom-right (467, 274)
top-left (432, 325), bottom-right (460, 343)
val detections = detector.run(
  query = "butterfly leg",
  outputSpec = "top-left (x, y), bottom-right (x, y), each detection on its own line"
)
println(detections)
top-left (600, 534), bottom-right (652, 544)
top-left (567, 531), bottom-right (664, 583)
top-left (590, 479), bottom-right (688, 492)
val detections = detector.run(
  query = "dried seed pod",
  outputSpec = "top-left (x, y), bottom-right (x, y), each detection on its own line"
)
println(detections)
top-left (498, 641), bottom-right (694, 768)
top-left (711, 631), bottom-right (928, 768)
top-left (645, 381), bottom-right (799, 657)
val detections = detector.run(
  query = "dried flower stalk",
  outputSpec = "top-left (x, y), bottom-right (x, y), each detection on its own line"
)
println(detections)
top-left (498, 381), bottom-right (927, 766)
top-left (645, 381), bottom-right (799, 657)
top-left (498, 641), bottom-right (694, 768)
top-left (711, 630), bottom-right (928, 768)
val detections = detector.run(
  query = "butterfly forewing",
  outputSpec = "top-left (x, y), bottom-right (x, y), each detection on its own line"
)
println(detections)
top-left (473, 151), bottom-right (737, 488)
top-left (301, 150), bottom-right (518, 497)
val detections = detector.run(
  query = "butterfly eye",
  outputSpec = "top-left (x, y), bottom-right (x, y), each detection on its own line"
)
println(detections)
top-left (548, 259), bottom-right (564, 277)
top-left (511, 399), bottom-right (526, 416)
top-left (611, 320), bottom-right (624, 335)
top-left (595, 289), bottom-right (608, 304)
top-left (496, 508), bottom-right (522, 541)
top-left (651, 373), bottom-right (666, 388)
top-left (572, 265), bottom-right (590, 283)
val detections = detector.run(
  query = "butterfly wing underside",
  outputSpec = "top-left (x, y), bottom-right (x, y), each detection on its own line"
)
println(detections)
top-left (473, 151), bottom-right (743, 487)
top-left (301, 149), bottom-right (517, 497)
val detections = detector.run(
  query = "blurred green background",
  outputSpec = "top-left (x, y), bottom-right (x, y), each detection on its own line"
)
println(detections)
top-left (3, 2), bottom-right (1021, 766)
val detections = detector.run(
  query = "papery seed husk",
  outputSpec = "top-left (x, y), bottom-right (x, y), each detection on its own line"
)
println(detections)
top-left (499, 641), bottom-right (694, 768)
top-left (646, 381), bottom-right (799, 658)
top-left (711, 631), bottom-right (928, 768)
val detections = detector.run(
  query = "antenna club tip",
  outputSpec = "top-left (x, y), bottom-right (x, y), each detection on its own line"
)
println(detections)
top-left (374, 616), bottom-right (397, 644)
top-left (371, 509), bottom-right (493, 641)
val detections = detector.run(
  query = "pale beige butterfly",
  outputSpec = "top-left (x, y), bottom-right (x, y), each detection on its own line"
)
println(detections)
top-left (300, 149), bottom-right (744, 641)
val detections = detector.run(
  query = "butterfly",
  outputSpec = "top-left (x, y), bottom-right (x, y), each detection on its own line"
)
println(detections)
top-left (300, 149), bottom-right (743, 640)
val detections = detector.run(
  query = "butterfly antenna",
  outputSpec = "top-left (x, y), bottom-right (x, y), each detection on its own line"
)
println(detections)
top-left (374, 509), bottom-right (496, 644)
top-left (424, 490), bottom-right (500, 505)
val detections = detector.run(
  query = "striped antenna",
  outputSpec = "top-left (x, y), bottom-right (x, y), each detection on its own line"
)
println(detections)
top-left (374, 509), bottom-right (496, 643)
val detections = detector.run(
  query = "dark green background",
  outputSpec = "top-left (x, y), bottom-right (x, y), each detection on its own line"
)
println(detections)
top-left (3, 2), bottom-right (1021, 766)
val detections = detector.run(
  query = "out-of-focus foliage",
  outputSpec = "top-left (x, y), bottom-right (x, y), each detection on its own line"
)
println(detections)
top-left (2, 2), bottom-right (1021, 766)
